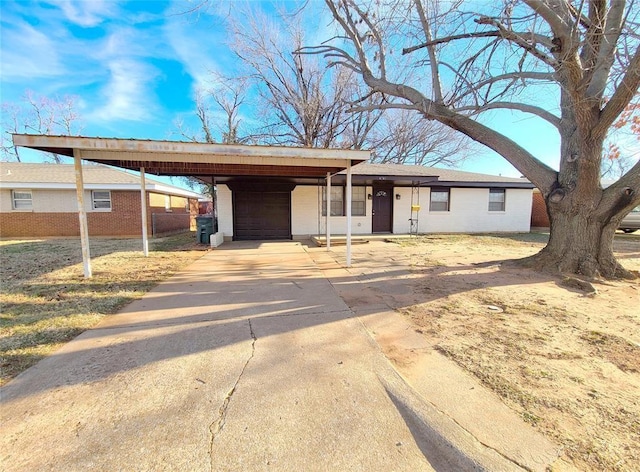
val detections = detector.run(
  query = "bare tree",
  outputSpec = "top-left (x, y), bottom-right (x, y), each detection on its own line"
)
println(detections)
top-left (229, 10), bottom-right (354, 147)
top-left (226, 4), bottom-right (470, 165)
top-left (371, 109), bottom-right (469, 166)
top-left (303, 0), bottom-right (640, 279)
top-left (173, 73), bottom-right (252, 145)
top-left (1, 90), bottom-right (83, 162)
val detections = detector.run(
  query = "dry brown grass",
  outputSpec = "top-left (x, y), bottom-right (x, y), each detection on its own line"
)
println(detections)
top-left (0, 233), bottom-right (206, 386)
top-left (344, 233), bottom-right (640, 472)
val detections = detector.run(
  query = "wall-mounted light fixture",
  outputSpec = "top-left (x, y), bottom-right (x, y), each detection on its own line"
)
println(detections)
top-left (396, 194), bottom-right (401, 200)
top-left (367, 194), bottom-right (372, 200)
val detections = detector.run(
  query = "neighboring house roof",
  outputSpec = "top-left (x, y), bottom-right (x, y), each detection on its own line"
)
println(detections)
top-left (0, 162), bottom-right (205, 198)
top-left (335, 162), bottom-right (534, 188)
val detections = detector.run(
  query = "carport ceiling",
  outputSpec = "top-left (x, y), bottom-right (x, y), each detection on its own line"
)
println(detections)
top-left (12, 135), bottom-right (369, 178)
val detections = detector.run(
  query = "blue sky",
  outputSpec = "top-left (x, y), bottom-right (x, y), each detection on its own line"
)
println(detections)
top-left (1, 0), bottom-right (567, 181)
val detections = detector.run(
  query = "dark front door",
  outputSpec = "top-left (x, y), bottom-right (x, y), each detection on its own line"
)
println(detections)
top-left (233, 191), bottom-right (291, 240)
top-left (372, 185), bottom-right (393, 233)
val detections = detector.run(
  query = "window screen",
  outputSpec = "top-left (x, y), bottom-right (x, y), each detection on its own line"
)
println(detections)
top-left (12, 190), bottom-right (33, 210)
top-left (429, 188), bottom-right (450, 211)
top-left (322, 186), bottom-right (344, 216)
top-left (351, 186), bottom-right (366, 216)
top-left (92, 190), bottom-right (112, 210)
top-left (489, 188), bottom-right (506, 211)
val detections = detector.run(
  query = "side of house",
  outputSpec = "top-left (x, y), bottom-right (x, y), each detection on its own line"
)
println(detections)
top-left (0, 163), bottom-right (202, 238)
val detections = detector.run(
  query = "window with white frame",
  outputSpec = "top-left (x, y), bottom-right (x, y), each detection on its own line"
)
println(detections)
top-left (322, 186), bottom-right (366, 216)
top-left (12, 190), bottom-right (33, 210)
top-left (322, 186), bottom-right (344, 216)
top-left (92, 190), bottom-right (112, 210)
top-left (429, 187), bottom-right (450, 211)
top-left (351, 186), bottom-right (366, 216)
top-left (489, 188), bottom-right (506, 211)
top-left (164, 194), bottom-right (172, 212)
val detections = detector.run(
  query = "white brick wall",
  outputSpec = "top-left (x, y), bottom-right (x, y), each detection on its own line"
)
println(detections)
top-left (417, 187), bottom-right (532, 233)
top-left (291, 186), bottom-right (320, 237)
top-left (217, 185), bottom-right (233, 238)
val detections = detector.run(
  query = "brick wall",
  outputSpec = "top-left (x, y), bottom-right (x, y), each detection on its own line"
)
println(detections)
top-left (531, 191), bottom-right (550, 228)
top-left (0, 190), bottom-right (199, 238)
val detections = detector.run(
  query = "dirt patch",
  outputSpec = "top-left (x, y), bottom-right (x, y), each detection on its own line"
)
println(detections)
top-left (333, 234), bottom-right (640, 472)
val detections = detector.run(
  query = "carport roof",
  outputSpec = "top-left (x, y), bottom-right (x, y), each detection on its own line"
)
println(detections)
top-left (12, 134), bottom-right (369, 178)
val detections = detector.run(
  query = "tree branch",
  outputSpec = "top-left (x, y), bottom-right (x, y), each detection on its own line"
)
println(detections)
top-left (403, 31), bottom-right (502, 54)
top-left (524, 0), bottom-right (573, 38)
top-left (454, 101), bottom-right (561, 129)
top-left (475, 16), bottom-right (557, 67)
top-left (361, 73), bottom-right (557, 190)
top-left (453, 71), bottom-right (555, 104)
top-left (585, 1), bottom-right (627, 98)
top-left (598, 45), bottom-right (640, 134)
top-left (413, 0), bottom-right (443, 103)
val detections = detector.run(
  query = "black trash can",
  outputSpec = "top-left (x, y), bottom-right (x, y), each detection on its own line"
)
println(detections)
top-left (196, 216), bottom-right (215, 244)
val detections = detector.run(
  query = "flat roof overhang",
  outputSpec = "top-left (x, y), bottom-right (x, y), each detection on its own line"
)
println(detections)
top-left (12, 134), bottom-right (370, 178)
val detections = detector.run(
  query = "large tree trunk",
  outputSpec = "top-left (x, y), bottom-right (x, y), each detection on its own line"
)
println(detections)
top-left (524, 102), bottom-right (637, 279)
top-left (526, 207), bottom-right (634, 279)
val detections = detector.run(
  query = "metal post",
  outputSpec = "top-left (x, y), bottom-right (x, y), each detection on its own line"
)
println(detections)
top-left (140, 167), bottom-right (149, 256)
top-left (346, 160), bottom-right (352, 267)
top-left (73, 151), bottom-right (92, 278)
top-left (326, 171), bottom-right (331, 250)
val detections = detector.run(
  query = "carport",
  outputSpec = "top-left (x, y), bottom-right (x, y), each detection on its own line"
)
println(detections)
top-left (12, 134), bottom-right (369, 277)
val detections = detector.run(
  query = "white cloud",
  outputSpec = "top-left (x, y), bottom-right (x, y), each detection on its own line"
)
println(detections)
top-left (164, 14), bottom-right (223, 94)
top-left (0, 22), bottom-right (63, 81)
top-left (55, 0), bottom-right (119, 27)
top-left (90, 59), bottom-right (159, 123)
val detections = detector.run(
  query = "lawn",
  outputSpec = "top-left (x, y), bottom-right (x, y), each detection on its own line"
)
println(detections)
top-left (0, 233), bottom-right (206, 386)
top-left (335, 233), bottom-right (640, 472)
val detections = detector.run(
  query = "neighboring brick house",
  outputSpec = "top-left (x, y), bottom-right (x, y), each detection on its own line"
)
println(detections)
top-left (531, 189), bottom-right (551, 228)
top-left (0, 162), bottom-right (203, 238)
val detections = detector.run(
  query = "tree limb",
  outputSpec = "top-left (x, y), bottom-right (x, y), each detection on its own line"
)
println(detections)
top-left (475, 16), bottom-right (557, 67)
top-left (454, 101), bottom-right (561, 129)
top-left (585, 0), bottom-right (626, 98)
top-left (597, 45), bottom-right (640, 134)
top-left (524, 0), bottom-right (573, 38)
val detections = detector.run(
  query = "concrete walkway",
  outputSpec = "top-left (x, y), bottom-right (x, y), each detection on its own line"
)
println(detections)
top-left (2, 242), bottom-right (561, 471)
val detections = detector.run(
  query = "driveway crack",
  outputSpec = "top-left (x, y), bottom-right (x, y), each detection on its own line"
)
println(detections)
top-left (209, 318), bottom-right (256, 463)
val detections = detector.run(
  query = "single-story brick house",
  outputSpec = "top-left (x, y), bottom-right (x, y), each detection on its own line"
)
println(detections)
top-left (216, 162), bottom-right (535, 240)
top-left (0, 162), bottom-right (204, 238)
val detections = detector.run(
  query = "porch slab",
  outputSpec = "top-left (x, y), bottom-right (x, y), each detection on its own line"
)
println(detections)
top-left (311, 233), bottom-right (418, 247)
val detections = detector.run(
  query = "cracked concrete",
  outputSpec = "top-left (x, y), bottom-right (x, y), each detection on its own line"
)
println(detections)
top-left (209, 319), bottom-right (256, 448)
top-left (1, 241), bottom-right (562, 471)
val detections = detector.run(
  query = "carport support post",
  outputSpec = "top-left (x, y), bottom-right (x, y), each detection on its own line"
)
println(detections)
top-left (140, 167), bottom-right (149, 256)
top-left (326, 172), bottom-right (331, 250)
top-left (346, 160), bottom-right (352, 268)
top-left (73, 151), bottom-right (92, 278)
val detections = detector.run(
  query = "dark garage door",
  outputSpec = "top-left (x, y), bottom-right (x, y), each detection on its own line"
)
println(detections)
top-left (233, 191), bottom-right (291, 240)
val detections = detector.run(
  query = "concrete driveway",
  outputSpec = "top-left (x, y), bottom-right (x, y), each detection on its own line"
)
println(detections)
top-left (1, 242), bottom-right (559, 471)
